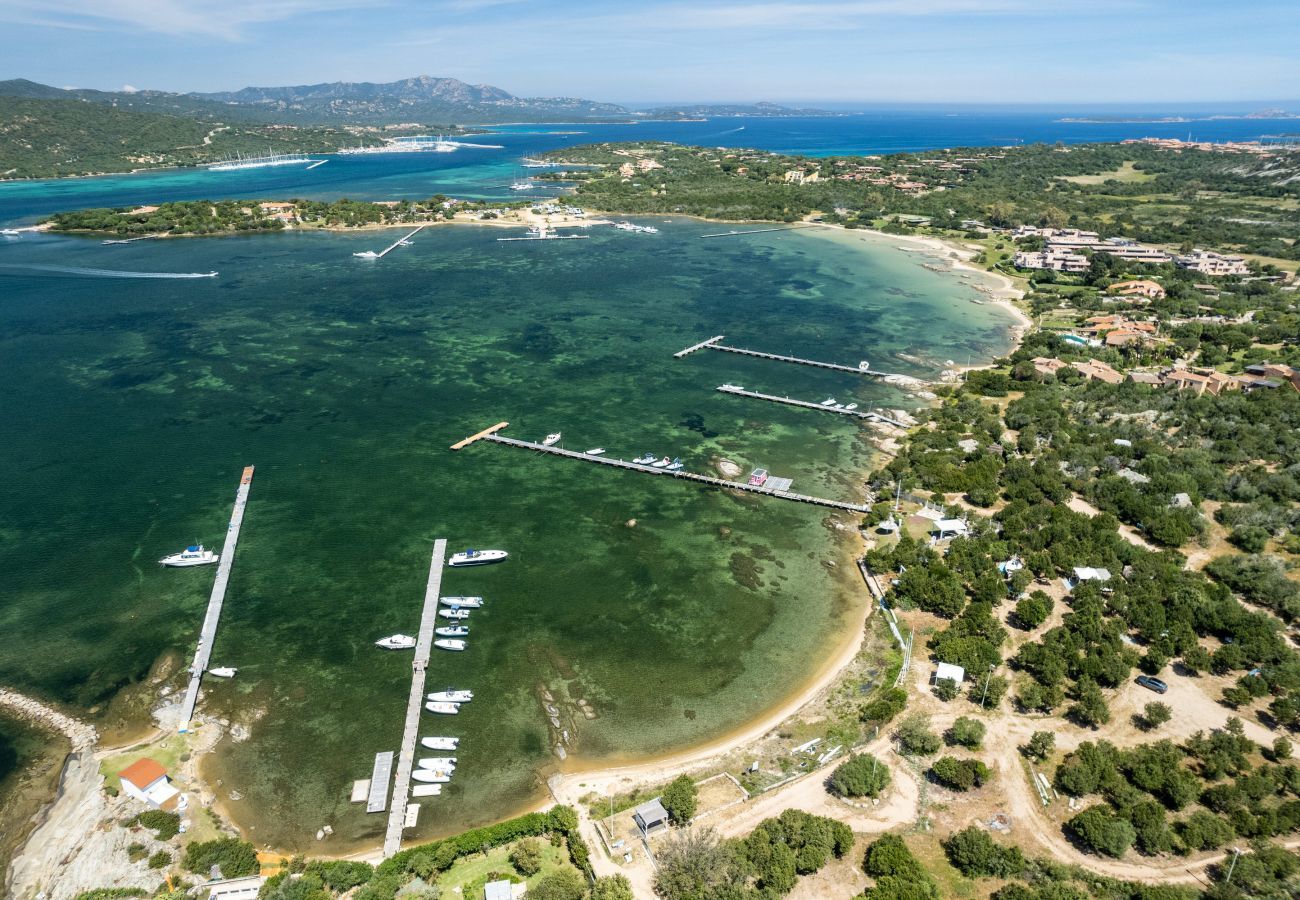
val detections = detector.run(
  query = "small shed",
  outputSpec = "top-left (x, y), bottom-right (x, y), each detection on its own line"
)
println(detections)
top-left (931, 518), bottom-right (969, 540)
top-left (118, 758), bottom-right (179, 810)
top-left (633, 797), bottom-right (671, 836)
top-left (934, 662), bottom-right (965, 686)
top-left (1072, 566), bottom-right (1112, 583)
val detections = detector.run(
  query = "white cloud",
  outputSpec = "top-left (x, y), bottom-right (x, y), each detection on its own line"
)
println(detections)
top-left (0, 0), bottom-right (388, 40)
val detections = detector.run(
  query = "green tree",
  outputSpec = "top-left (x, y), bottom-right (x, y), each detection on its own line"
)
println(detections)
top-left (1022, 731), bottom-right (1055, 760)
top-left (895, 714), bottom-right (941, 756)
top-left (946, 717), bottom-right (986, 749)
top-left (653, 828), bottom-right (742, 900)
top-left (182, 838), bottom-right (258, 878)
top-left (930, 757), bottom-right (991, 791)
top-left (661, 775), bottom-right (698, 826)
top-left (1140, 702), bottom-right (1172, 730)
top-left (527, 869), bottom-right (587, 900)
top-left (1067, 806), bottom-right (1135, 858)
top-left (941, 826), bottom-right (1025, 877)
top-left (590, 875), bottom-right (634, 900)
top-left (827, 753), bottom-right (890, 798)
top-left (510, 838), bottom-right (542, 877)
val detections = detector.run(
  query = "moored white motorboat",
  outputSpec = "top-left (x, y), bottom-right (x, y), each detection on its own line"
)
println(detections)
top-left (435, 625), bottom-right (469, 637)
top-left (666, 457), bottom-right (684, 472)
top-left (844, 403), bottom-right (859, 411)
top-left (438, 608), bottom-right (471, 620)
top-left (428, 690), bottom-right (473, 703)
top-left (425, 701), bottom-right (460, 715)
top-left (375, 634), bottom-right (417, 650)
top-left (418, 757), bottom-right (457, 769)
top-left (585, 448), bottom-right (605, 455)
top-left (411, 784), bottom-right (443, 797)
top-left (440, 596), bottom-right (483, 607)
top-left (542, 432), bottom-right (562, 446)
top-left (448, 549), bottom-right (508, 567)
top-left (421, 736), bottom-right (460, 751)
top-left (633, 453), bottom-right (657, 465)
top-left (651, 457), bottom-right (671, 468)
top-left (160, 544), bottom-right (218, 567)
top-left (412, 769), bottom-right (451, 783)
top-left (208, 667), bottom-right (237, 678)
top-left (434, 639), bottom-right (466, 651)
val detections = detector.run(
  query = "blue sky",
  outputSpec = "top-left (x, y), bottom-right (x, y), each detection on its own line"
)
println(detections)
top-left (2, 0), bottom-right (1297, 105)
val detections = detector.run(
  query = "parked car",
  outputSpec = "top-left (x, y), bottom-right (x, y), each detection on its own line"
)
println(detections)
top-left (1136, 675), bottom-right (1168, 694)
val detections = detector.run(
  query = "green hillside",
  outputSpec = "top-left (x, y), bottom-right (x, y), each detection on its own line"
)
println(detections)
top-left (0, 96), bottom-right (376, 179)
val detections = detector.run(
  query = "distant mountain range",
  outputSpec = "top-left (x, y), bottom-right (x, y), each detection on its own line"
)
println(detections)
top-left (644, 101), bottom-right (837, 119)
top-left (0, 76), bottom-right (630, 125)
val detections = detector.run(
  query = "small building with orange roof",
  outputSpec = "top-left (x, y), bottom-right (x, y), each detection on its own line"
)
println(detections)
top-left (118, 758), bottom-right (179, 809)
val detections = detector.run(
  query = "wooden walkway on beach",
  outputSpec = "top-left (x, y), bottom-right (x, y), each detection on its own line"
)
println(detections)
top-left (452, 428), bottom-right (867, 513)
top-left (715, 386), bottom-right (910, 428)
top-left (383, 538), bottom-right (448, 858)
top-left (178, 465), bottom-right (254, 732)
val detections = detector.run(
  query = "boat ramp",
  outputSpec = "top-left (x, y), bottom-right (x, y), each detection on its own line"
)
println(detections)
top-left (383, 538), bottom-right (448, 858)
top-left (715, 385), bottom-right (907, 427)
top-left (178, 465), bottom-right (254, 732)
top-left (452, 427), bottom-right (868, 513)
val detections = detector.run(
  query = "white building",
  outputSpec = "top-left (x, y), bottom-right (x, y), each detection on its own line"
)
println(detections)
top-left (118, 758), bottom-right (179, 810)
top-left (1176, 250), bottom-right (1249, 276)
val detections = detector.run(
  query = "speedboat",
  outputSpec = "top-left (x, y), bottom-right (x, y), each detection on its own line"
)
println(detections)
top-left (438, 608), bottom-right (471, 620)
top-left (844, 403), bottom-right (859, 411)
top-left (375, 634), bottom-right (417, 650)
top-left (421, 736), bottom-right (460, 751)
top-left (448, 549), bottom-right (507, 567)
top-left (633, 453), bottom-right (657, 465)
top-left (435, 625), bottom-right (469, 637)
top-left (425, 701), bottom-right (460, 715)
top-left (585, 448), bottom-right (605, 456)
top-left (412, 769), bottom-right (451, 783)
top-left (542, 433), bottom-right (562, 446)
top-left (434, 639), bottom-right (467, 651)
top-left (719, 383), bottom-right (744, 391)
top-left (208, 667), bottom-right (237, 678)
top-left (651, 457), bottom-right (672, 468)
top-left (441, 596), bottom-right (483, 608)
top-left (418, 757), bottom-right (457, 769)
top-left (428, 690), bottom-right (473, 703)
top-left (411, 784), bottom-right (443, 797)
top-left (820, 398), bottom-right (837, 407)
top-left (160, 544), bottom-right (218, 567)
top-left (353, 250), bottom-right (378, 259)
top-left (666, 457), bottom-right (684, 472)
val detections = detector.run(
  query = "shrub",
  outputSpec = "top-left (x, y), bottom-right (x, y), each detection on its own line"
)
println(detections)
top-left (303, 860), bottom-right (374, 891)
top-left (510, 838), bottom-right (542, 877)
top-left (1272, 737), bottom-right (1292, 761)
top-left (126, 843), bottom-right (147, 863)
top-left (590, 875), bottom-right (634, 900)
top-left (970, 675), bottom-right (1008, 709)
top-left (129, 810), bottom-right (180, 841)
top-left (1022, 731), bottom-right (1055, 761)
top-left (827, 753), bottom-right (890, 798)
top-left (147, 850), bottom-right (170, 870)
top-left (862, 687), bottom-right (908, 724)
top-left (653, 827), bottom-right (742, 900)
top-left (933, 678), bottom-right (960, 701)
top-left (528, 869), bottom-right (587, 900)
top-left (1067, 806), bottom-right (1135, 858)
top-left (862, 835), bottom-right (938, 899)
top-left (1175, 810), bottom-right (1234, 851)
top-left (896, 714), bottom-right (941, 756)
top-left (1013, 592), bottom-right (1053, 630)
top-left (946, 717), bottom-right (986, 749)
top-left (941, 826), bottom-right (1025, 878)
top-left (1139, 702), bottom-right (1172, 730)
top-left (660, 775), bottom-right (698, 826)
top-left (930, 756), bottom-right (991, 791)
top-left (182, 838), bottom-right (259, 878)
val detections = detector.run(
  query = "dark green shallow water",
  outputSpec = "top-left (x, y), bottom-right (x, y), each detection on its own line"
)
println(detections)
top-left (0, 221), bottom-right (1015, 850)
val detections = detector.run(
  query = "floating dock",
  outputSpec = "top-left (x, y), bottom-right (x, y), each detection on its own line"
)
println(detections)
top-left (451, 421), bottom-right (509, 451)
top-left (700, 225), bottom-right (818, 239)
top-left (716, 385), bottom-right (909, 427)
top-left (383, 538), bottom-right (448, 858)
top-left (367, 753), bottom-right (393, 813)
top-left (453, 428), bottom-right (867, 513)
top-left (306, 160), bottom-right (328, 170)
top-left (178, 465), bottom-right (254, 732)
top-left (674, 335), bottom-right (725, 358)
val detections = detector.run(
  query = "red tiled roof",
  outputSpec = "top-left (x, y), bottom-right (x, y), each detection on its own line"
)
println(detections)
top-left (119, 758), bottom-right (167, 790)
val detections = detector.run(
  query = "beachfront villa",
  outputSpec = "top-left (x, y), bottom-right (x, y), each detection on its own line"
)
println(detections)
top-left (117, 758), bottom-right (179, 810)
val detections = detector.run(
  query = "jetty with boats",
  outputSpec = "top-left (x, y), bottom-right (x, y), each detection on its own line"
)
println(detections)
top-left (353, 225), bottom-right (426, 259)
top-left (715, 385), bottom-right (909, 427)
top-left (451, 424), bottom-right (868, 513)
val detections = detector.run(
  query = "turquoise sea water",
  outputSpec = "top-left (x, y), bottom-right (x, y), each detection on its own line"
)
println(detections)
top-left (0, 216), bottom-right (1017, 849)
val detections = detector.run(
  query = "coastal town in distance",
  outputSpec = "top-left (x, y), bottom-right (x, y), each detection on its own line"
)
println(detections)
top-left (2, 2), bottom-right (1300, 899)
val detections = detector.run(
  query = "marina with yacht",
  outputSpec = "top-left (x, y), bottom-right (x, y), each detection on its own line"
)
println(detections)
top-left (204, 151), bottom-right (319, 172)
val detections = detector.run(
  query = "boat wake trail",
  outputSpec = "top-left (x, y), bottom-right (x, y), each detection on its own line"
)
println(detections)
top-left (0, 264), bottom-right (217, 279)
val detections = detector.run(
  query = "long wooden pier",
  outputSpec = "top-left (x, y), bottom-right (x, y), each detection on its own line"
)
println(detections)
top-left (716, 386), bottom-right (910, 428)
top-left (700, 225), bottom-right (818, 239)
top-left (383, 538), bottom-right (448, 858)
top-left (455, 429), bottom-right (867, 512)
top-left (674, 335), bottom-right (725, 358)
top-left (178, 465), bottom-right (254, 732)
top-left (677, 336), bottom-right (924, 384)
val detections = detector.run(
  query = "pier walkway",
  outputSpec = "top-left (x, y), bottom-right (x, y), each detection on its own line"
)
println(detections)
top-left (675, 335), bottom-right (920, 381)
top-left (178, 465), bottom-right (254, 732)
top-left (383, 538), bottom-right (448, 858)
top-left (453, 429), bottom-right (867, 513)
top-left (674, 335), bottom-right (725, 358)
top-left (716, 386), bottom-right (910, 428)
top-left (700, 225), bottom-right (819, 239)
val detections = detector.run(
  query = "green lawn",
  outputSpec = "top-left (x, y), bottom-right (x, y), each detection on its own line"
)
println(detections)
top-left (436, 839), bottom-right (579, 899)
top-left (1057, 161), bottom-right (1155, 185)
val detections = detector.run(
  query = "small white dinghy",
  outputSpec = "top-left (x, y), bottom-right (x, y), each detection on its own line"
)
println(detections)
top-left (418, 757), bottom-right (457, 769)
top-left (425, 701), bottom-right (460, 715)
top-left (438, 608), bottom-right (471, 620)
top-left (542, 432), bottom-right (562, 446)
top-left (412, 769), bottom-right (451, 783)
top-left (428, 690), bottom-right (473, 703)
top-left (208, 667), bottom-right (237, 678)
top-left (434, 639), bottom-right (467, 652)
top-left (585, 448), bottom-right (605, 456)
top-left (375, 634), bottom-right (417, 650)
top-left (435, 625), bottom-right (469, 637)
top-left (421, 736), bottom-right (460, 751)
top-left (411, 784), bottom-right (443, 797)
top-left (440, 596), bottom-right (483, 608)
